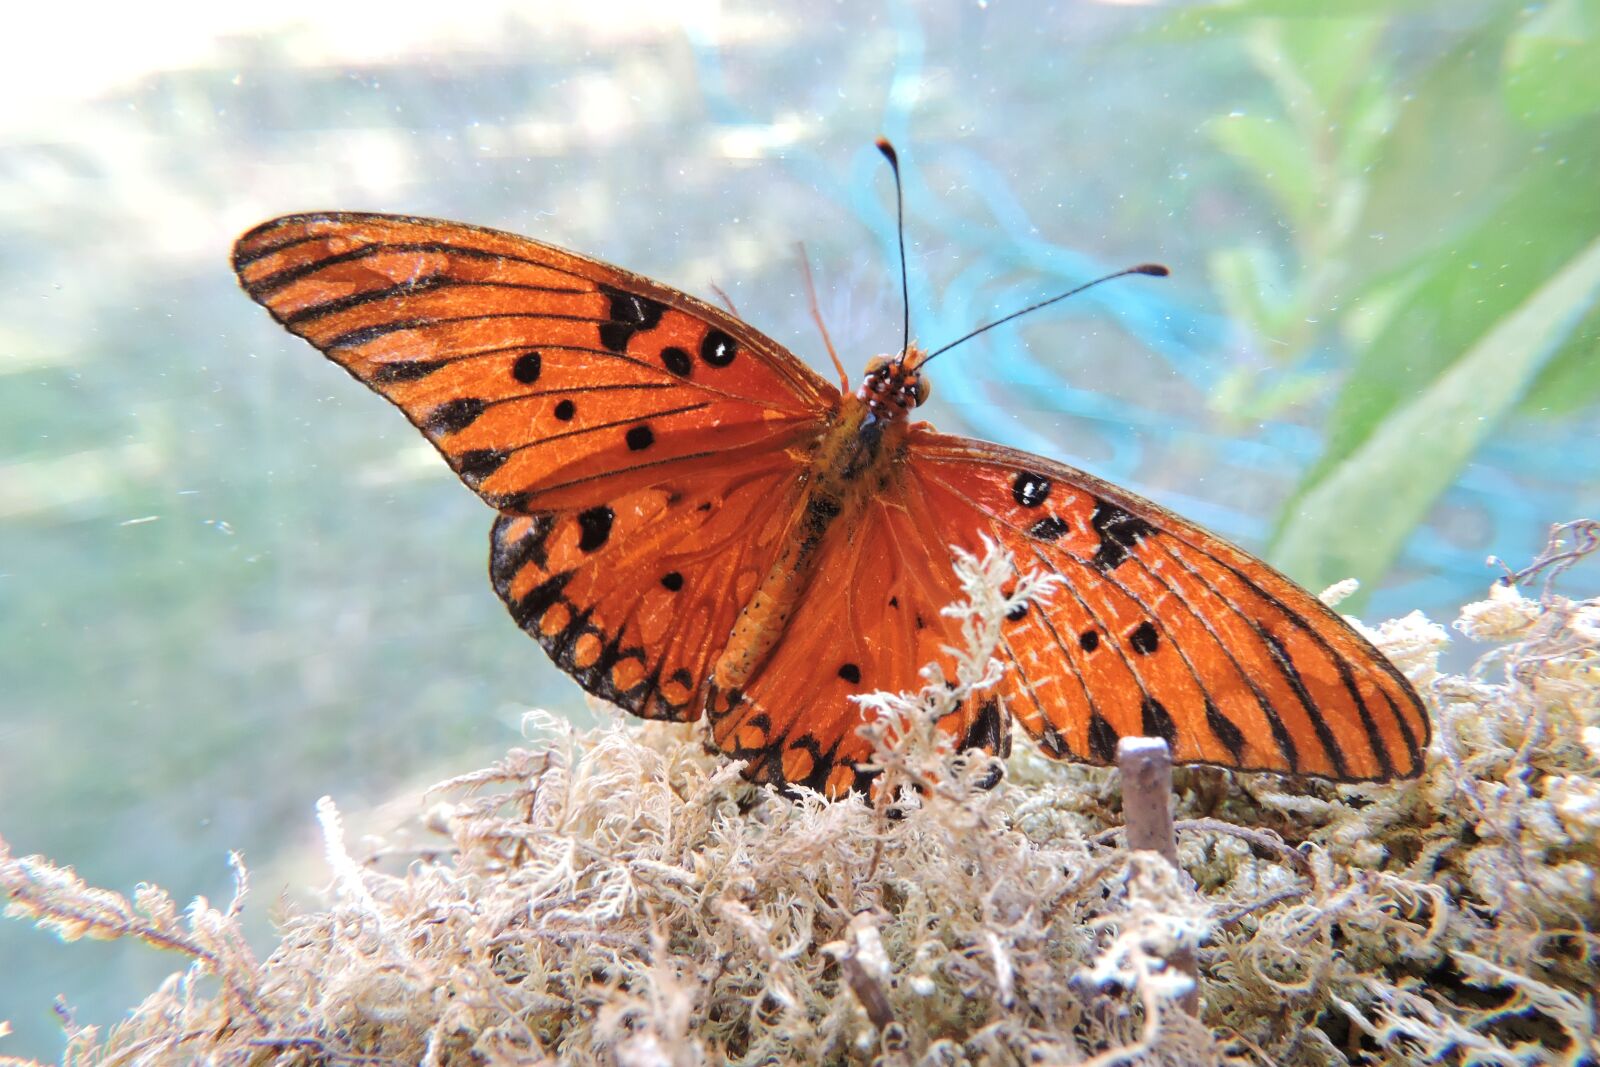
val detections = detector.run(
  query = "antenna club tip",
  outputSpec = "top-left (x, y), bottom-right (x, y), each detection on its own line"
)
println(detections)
top-left (1133, 263), bottom-right (1170, 277)
top-left (875, 137), bottom-right (898, 163)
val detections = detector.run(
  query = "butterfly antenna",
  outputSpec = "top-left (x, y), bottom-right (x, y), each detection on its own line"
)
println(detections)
top-left (797, 242), bottom-right (849, 390)
top-left (875, 137), bottom-right (911, 360)
top-left (922, 263), bottom-right (1170, 365)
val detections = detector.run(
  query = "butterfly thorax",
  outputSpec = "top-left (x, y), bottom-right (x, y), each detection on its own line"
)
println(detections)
top-left (708, 385), bottom-right (912, 710)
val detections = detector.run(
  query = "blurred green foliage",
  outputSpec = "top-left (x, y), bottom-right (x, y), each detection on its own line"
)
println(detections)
top-left (1174, 0), bottom-right (1600, 598)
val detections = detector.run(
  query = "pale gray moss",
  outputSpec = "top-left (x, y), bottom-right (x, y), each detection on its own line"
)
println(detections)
top-left (3, 539), bottom-right (1598, 1066)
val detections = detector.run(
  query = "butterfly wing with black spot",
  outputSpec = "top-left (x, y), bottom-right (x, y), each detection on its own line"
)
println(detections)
top-left (488, 449), bottom-right (808, 723)
top-left (713, 423), bottom-right (1428, 795)
top-left (233, 213), bottom-right (835, 514)
top-left (706, 478), bottom-right (1009, 798)
top-left (905, 430), bottom-right (1429, 781)
top-left (234, 213), bottom-right (837, 723)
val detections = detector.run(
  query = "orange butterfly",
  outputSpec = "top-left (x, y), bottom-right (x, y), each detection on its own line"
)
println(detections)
top-left (233, 146), bottom-right (1427, 799)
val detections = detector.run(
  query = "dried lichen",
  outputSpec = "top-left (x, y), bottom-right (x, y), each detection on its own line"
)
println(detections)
top-left (3, 534), bottom-right (1599, 1066)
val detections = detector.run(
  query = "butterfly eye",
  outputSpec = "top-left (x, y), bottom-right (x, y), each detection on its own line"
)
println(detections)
top-left (910, 375), bottom-right (931, 406)
top-left (864, 355), bottom-right (891, 378)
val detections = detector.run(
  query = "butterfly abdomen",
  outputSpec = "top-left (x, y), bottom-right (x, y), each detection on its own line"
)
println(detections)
top-left (709, 399), bottom-right (904, 717)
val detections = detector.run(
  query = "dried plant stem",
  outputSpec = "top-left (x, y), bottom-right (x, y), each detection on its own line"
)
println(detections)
top-left (1117, 738), bottom-right (1181, 868)
top-left (1117, 736), bottom-right (1200, 1015)
top-left (1094, 817), bottom-right (1316, 884)
top-left (0, 845), bottom-right (266, 1026)
top-left (1174, 819), bottom-right (1315, 880)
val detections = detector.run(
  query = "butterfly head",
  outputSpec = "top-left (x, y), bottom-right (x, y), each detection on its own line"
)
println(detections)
top-left (858, 346), bottom-right (931, 419)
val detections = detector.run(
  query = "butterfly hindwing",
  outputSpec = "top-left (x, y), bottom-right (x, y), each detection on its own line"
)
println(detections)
top-left (709, 472), bottom-right (1011, 798)
top-left (233, 213), bottom-right (835, 514)
top-left (905, 430), bottom-right (1429, 781)
top-left (489, 449), bottom-right (809, 723)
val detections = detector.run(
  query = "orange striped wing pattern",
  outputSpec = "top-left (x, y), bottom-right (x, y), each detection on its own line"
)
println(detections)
top-left (233, 211), bottom-right (1429, 795)
top-left (904, 432), bottom-right (1428, 780)
top-left (233, 213), bottom-right (833, 514)
top-left (486, 453), bottom-right (806, 722)
top-left (234, 213), bottom-right (832, 722)
top-left (701, 429), bottom-right (1427, 795)
top-left (707, 478), bottom-right (1011, 797)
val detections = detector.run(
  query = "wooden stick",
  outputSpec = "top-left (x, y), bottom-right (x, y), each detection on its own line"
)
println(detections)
top-left (1116, 736), bottom-right (1199, 1014)
top-left (1118, 737), bottom-right (1180, 867)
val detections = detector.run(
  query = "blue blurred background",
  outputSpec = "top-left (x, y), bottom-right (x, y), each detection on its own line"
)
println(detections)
top-left (2, 1), bottom-right (1597, 1056)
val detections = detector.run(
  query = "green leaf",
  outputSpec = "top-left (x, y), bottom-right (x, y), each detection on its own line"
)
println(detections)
top-left (1339, 74), bottom-right (1399, 174)
top-left (1504, 0), bottom-right (1600, 129)
top-left (1349, 29), bottom-right (1522, 279)
top-left (1210, 364), bottom-right (1334, 422)
top-left (1304, 117), bottom-right (1600, 493)
top-left (1273, 16), bottom-right (1384, 116)
top-left (1209, 245), bottom-right (1301, 343)
top-left (1518, 300), bottom-right (1600, 415)
top-left (1339, 269), bottom-right (1424, 348)
top-left (1268, 233), bottom-right (1600, 598)
top-left (1208, 113), bottom-right (1316, 226)
top-left (1158, 0), bottom-right (1437, 41)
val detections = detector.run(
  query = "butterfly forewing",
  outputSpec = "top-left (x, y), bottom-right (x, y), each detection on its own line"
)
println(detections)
top-left (904, 430), bottom-right (1429, 781)
top-left (233, 213), bottom-right (836, 513)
